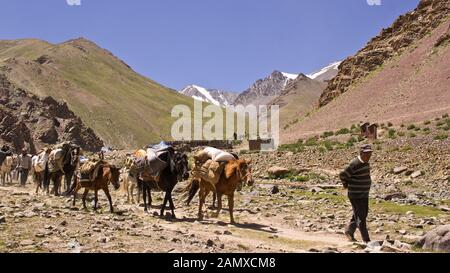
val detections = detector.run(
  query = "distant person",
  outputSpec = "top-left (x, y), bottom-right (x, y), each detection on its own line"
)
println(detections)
top-left (339, 144), bottom-right (373, 244)
top-left (17, 149), bottom-right (32, 187)
top-left (233, 132), bottom-right (237, 141)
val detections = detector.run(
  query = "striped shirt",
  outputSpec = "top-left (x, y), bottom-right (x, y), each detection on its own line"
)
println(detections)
top-left (339, 157), bottom-right (372, 199)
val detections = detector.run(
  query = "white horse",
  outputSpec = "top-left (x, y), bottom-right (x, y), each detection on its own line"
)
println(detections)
top-left (120, 167), bottom-right (141, 204)
top-left (0, 156), bottom-right (13, 186)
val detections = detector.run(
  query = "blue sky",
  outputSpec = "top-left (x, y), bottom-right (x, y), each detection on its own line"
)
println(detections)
top-left (0, 0), bottom-right (419, 92)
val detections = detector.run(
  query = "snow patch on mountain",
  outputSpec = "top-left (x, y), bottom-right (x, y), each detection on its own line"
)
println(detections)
top-left (307, 61), bottom-right (342, 81)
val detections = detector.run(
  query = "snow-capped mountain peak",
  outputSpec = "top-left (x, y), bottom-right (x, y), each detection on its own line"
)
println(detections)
top-left (281, 72), bottom-right (299, 80)
top-left (179, 85), bottom-right (238, 107)
top-left (306, 61), bottom-right (342, 82)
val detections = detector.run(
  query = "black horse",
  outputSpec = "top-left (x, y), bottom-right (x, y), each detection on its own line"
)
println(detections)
top-left (43, 143), bottom-right (79, 196)
top-left (132, 149), bottom-right (189, 218)
top-left (62, 147), bottom-right (80, 196)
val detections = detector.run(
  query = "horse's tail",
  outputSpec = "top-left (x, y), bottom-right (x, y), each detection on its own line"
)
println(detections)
top-left (182, 179), bottom-right (200, 206)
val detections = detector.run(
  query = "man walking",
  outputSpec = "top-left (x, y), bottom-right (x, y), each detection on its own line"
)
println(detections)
top-left (340, 144), bottom-right (373, 243)
top-left (18, 149), bottom-right (32, 187)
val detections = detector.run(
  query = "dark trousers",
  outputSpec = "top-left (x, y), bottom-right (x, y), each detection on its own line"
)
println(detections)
top-left (19, 168), bottom-right (29, 186)
top-left (347, 198), bottom-right (371, 242)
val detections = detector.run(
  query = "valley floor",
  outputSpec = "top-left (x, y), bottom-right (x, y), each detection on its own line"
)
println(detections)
top-left (0, 134), bottom-right (448, 253)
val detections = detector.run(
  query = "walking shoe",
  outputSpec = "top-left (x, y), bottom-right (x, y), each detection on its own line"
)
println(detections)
top-left (345, 231), bottom-right (357, 242)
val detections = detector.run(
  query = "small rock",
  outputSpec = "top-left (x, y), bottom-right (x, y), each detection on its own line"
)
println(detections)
top-left (271, 186), bottom-right (280, 194)
top-left (24, 211), bottom-right (37, 218)
top-left (97, 237), bottom-right (109, 243)
top-left (206, 239), bottom-right (215, 247)
top-left (393, 167), bottom-right (408, 175)
top-left (380, 241), bottom-right (403, 253)
top-left (310, 187), bottom-right (324, 193)
top-left (410, 171), bottom-right (422, 179)
top-left (19, 239), bottom-right (35, 247)
top-left (398, 230), bottom-right (408, 235)
top-left (223, 230), bottom-right (232, 235)
top-left (60, 220), bottom-right (68, 226)
top-left (0, 216), bottom-right (5, 224)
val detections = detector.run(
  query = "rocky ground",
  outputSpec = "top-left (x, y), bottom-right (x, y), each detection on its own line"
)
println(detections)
top-left (0, 132), bottom-right (448, 253)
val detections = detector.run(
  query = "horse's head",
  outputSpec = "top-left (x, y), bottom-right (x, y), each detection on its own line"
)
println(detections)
top-left (108, 165), bottom-right (121, 190)
top-left (173, 152), bottom-right (190, 181)
top-left (128, 157), bottom-right (145, 176)
top-left (236, 159), bottom-right (254, 189)
top-left (70, 147), bottom-right (80, 166)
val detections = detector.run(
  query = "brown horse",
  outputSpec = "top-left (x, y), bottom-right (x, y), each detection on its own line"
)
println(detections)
top-left (184, 159), bottom-right (254, 224)
top-left (71, 163), bottom-right (121, 213)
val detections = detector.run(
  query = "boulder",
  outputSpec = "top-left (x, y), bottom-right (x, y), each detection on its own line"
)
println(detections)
top-left (268, 166), bottom-right (290, 178)
top-left (417, 225), bottom-right (450, 253)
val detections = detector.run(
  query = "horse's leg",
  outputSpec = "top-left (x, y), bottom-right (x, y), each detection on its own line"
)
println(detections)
top-left (148, 187), bottom-right (152, 208)
top-left (93, 189), bottom-right (99, 211)
top-left (64, 173), bottom-right (71, 195)
top-left (137, 182), bottom-right (142, 204)
top-left (130, 183), bottom-right (135, 204)
top-left (143, 183), bottom-right (148, 212)
top-left (213, 193), bottom-right (217, 209)
top-left (72, 183), bottom-right (81, 206)
top-left (82, 189), bottom-right (89, 210)
top-left (228, 194), bottom-right (235, 224)
top-left (198, 186), bottom-right (206, 221)
top-left (35, 175), bottom-right (39, 194)
top-left (214, 193), bottom-right (223, 218)
top-left (103, 186), bottom-right (114, 213)
top-left (168, 191), bottom-right (176, 219)
top-left (160, 190), bottom-right (169, 217)
top-left (126, 181), bottom-right (131, 203)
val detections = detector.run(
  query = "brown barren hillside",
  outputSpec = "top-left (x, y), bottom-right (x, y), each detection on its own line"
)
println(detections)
top-left (282, 2), bottom-right (450, 143)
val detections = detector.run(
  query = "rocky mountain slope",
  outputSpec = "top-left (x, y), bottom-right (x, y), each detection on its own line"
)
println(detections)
top-left (319, 0), bottom-right (450, 106)
top-left (269, 74), bottom-right (325, 129)
top-left (0, 38), bottom-right (198, 148)
top-left (179, 85), bottom-right (237, 107)
top-left (234, 71), bottom-right (298, 106)
top-left (282, 0), bottom-right (450, 143)
top-left (0, 74), bottom-right (103, 153)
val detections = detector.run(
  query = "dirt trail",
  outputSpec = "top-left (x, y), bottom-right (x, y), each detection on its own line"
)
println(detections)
top-left (0, 182), bottom-right (359, 253)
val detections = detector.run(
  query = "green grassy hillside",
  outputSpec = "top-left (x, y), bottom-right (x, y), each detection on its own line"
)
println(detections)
top-left (0, 38), bottom-right (198, 148)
